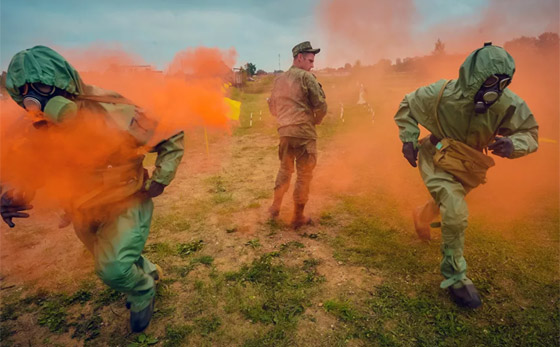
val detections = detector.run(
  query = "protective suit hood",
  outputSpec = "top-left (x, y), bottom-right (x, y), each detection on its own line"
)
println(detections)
top-left (457, 44), bottom-right (516, 99)
top-left (6, 46), bottom-right (85, 107)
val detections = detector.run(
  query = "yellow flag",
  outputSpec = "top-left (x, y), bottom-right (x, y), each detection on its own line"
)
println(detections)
top-left (225, 97), bottom-right (241, 121)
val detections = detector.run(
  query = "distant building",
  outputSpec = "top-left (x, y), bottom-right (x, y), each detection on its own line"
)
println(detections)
top-left (232, 68), bottom-right (246, 87)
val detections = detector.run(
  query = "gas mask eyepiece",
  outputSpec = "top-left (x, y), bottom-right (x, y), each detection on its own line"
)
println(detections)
top-left (18, 83), bottom-right (76, 125)
top-left (20, 82), bottom-right (56, 112)
top-left (474, 74), bottom-right (511, 114)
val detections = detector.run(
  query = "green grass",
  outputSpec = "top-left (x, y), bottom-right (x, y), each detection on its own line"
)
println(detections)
top-left (279, 241), bottom-right (305, 252)
top-left (222, 252), bottom-right (324, 345)
top-left (71, 314), bottom-right (102, 341)
top-left (245, 239), bottom-right (261, 249)
top-left (322, 280), bottom-right (558, 346)
top-left (0, 286), bottom-right (127, 345)
top-left (1, 73), bottom-right (557, 346)
top-left (0, 302), bottom-right (19, 322)
top-left (94, 288), bottom-right (124, 305)
top-left (321, 191), bottom-right (560, 346)
top-left (177, 240), bottom-right (205, 257)
top-left (127, 333), bottom-right (159, 347)
top-left (206, 175), bottom-right (235, 204)
top-left (164, 324), bottom-right (193, 347)
top-left (0, 321), bottom-right (15, 344)
top-left (38, 296), bottom-right (69, 333)
top-left (191, 255), bottom-right (214, 266)
top-left (151, 213), bottom-right (192, 233)
top-left (195, 315), bottom-right (222, 336)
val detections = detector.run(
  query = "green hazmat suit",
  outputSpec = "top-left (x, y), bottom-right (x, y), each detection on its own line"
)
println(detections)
top-left (394, 44), bottom-right (538, 289)
top-left (5, 46), bottom-right (184, 312)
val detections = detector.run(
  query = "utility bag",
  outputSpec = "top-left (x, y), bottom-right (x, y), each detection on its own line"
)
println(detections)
top-left (431, 80), bottom-right (495, 189)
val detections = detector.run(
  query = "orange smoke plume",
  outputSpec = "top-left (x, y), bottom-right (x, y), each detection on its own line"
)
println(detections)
top-left (72, 45), bottom-right (237, 137)
top-left (318, 0), bottom-right (418, 67)
top-left (1, 109), bottom-right (139, 206)
top-left (318, 0), bottom-right (559, 67)
top-left (0, 45), bottom-right (237, 209)
top-left (313, 0), bottom-right (559, 225)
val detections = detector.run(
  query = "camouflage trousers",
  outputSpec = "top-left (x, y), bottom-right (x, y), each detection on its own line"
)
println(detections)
top-left (274, 137), bottom-right (317, 205)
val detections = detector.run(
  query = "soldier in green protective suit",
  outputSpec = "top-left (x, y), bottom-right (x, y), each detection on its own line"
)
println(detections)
top-left (268, 41), bottom-right (327, 229)
top-left (394, 43), bottom-right (538, 308)
top-left (1, 46), bottom-right (184, 331)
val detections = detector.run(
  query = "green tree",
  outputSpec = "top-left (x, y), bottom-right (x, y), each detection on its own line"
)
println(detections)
top-left (245, 62), bottom-right (257, 76)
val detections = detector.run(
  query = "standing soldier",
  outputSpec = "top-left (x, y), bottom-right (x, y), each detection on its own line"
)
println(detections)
top-left (394, 43), bottom-right (538, 308)
top-left (268, 41), bottom-right (327, 229)
top-left (1, 46), bottom-right (184, 332)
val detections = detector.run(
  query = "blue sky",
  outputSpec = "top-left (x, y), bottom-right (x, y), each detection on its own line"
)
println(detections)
top-left (1, 0), bottom-right (557, 72)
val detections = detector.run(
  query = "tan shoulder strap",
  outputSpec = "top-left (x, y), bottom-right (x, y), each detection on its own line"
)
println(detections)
top-left (76, 94), bottom-right (136, 105)
top-left (434, 79), bottom-right (451, 138)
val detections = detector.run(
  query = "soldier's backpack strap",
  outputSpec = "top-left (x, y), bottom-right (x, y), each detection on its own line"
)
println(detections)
top-left (76, 94), bottom-right (136, 105)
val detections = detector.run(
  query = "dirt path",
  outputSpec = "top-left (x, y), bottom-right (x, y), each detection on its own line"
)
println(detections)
top-left (0, 107), bottom-right (385, 344)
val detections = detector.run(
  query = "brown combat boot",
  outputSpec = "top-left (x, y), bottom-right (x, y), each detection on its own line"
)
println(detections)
top-left (291, 203), bottom-right (313, 229)
top-left (268, 189), bottom-right (284, 219)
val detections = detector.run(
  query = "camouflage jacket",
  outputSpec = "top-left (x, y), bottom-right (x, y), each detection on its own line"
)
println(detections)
top-left (268, 66), bottom-right (327, 139)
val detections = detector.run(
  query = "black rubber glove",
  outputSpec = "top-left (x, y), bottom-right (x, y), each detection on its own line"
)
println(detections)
top-left (488, 137), bottom-right (514, 158)
top-left (402, 142), bottom-right (418, 167)
top-left (1, 191), bottom-right (33, 228)
top-left (147, 181), bottom-right (166, 198)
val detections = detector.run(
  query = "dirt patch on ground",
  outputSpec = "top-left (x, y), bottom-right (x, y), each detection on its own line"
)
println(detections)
top-left (0, 209), bottom-right (95, 292)
top-left (0, 114), bottom-right (386, 344)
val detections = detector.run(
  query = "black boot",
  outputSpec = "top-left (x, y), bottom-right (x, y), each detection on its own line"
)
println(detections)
top-left (130, 297), bottom-right (155, 332)
top-left (448, 284), bottom-right (482, 309)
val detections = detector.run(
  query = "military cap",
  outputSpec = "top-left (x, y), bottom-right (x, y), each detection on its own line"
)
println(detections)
top-left (292, 41), bottom-right (320, 57)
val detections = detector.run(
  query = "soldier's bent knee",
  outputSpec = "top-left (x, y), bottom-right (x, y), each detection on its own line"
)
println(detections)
top-left (96, 261), bottom-right (136, 292)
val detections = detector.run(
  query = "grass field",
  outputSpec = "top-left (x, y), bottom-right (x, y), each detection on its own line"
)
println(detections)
top-left (0, 73), bottom-right (558, 346)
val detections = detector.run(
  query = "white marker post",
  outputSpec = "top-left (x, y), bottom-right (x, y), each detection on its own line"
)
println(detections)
top-left (259, 110), bottom-right (262, 121)
top-left (250, 112), bottom-right (253, 127)
top-left (366, 103), bottom-right (375, 124)
top-left (340, 103), bottom-right (344, 123)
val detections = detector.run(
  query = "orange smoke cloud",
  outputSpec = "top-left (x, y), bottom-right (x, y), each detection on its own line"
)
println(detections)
top-left (318, 0), bottom-right (418, 67)
top-left (318, 0), bottom-right (559, 67)
top-left (312, 33), bottom-right (558, 225)
top-left (426, 0), bottom-right (559, 55)
top-left (0, 45), bottom-right (237, 209)
top-left (1, 109), bottom-right (139, 207)
top-left (315, 0), bottom-right (558, 225)
top-left (74, 45), bottom-right (237, 137)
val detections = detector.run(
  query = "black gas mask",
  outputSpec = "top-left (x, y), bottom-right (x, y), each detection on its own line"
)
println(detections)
top-left (474, 74), bottom-right (511, 114)
top-left (18, 82), bottom-right (77, 128)
top-left (20, 82), bottom-right (58, 112)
